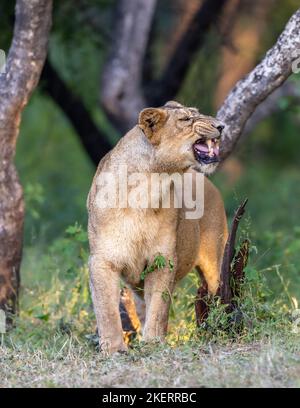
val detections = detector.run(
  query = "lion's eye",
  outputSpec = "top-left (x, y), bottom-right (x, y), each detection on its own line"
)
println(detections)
top-left (179, 116), bottom-right (191, 121)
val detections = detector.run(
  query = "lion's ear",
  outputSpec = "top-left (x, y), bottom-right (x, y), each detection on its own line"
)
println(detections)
top-left (164, 101), bottom-right (183, 109)
top-left (139, 108), bottom-right (167, 144)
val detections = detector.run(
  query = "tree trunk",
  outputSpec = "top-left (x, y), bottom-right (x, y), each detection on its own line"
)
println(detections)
top-left (0, 0), bottom-right (53, 322)
top-left (101, 0), bottom-right (157, 133)
top-left (148, 0), bottom-right (227, 106)
top-left (161, 0), bottom-right (203, 63)
top-left (0, 157), bottom-right (23, 319)
top-left (101, 0), bottom-right (227, 133)
top-left (217, 8), bottom-right (300, 161)
top-left (214, 0), bottom-right (274, 109)
top-left (214, 0), bottom-right (274, 184)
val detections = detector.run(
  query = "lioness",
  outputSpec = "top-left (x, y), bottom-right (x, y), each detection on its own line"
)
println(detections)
top-left (87, 101), bottom-right (228, 354)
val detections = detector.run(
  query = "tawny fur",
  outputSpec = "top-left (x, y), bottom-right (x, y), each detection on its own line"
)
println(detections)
top-left (87, 101), bottom-right (228, 354)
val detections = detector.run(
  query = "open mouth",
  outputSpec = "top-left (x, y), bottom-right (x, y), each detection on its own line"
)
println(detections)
top-left (193, 138), bottom-right (220, 164)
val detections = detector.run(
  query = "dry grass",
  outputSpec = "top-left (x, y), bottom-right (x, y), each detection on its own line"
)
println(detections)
top-left (1, 337), bottom-right (300, 388)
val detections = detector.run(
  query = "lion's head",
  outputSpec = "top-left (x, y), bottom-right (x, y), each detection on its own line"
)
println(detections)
top-left (138, 101), bottom-right (224, 174)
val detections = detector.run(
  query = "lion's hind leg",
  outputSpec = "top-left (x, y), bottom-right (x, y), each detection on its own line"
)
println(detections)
top-left (120, 287), bottom-right (143, 344)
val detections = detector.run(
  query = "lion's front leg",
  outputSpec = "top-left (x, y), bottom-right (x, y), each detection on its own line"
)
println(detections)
top-left (89, 254), bottom-right (127, 354)
top-left (143, 253), bottom-right (177, 341)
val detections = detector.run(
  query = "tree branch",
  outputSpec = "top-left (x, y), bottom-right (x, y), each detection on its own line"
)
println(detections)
top-left (101, 0), bottom-right (157, 132)
top-left (148, 0), bottom-right (227, 106)
top-left (217, 8), bottom-right (300, 160)
top-left (41, 59), bottom-right (112, 166)
top-left (219, 198), bottom-right (248, 305)
top-left (101, 0), bottom-right (228, 133)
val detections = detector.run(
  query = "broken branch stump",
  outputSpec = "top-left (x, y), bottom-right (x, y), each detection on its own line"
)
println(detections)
top-left (195, 198), bottom-right (249, 326)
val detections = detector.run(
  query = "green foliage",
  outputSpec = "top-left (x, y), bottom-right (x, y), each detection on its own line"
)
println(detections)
top-left (198, 266), bottom-right (289, 342)
top-left (16, 92), bottom-right (94, 241)
top-left (140, 254), bottom-right (174, 280)
top-left (52, 0), bottom-right (114, 47)
top-left (24, 182), bottom-right (45, 240)
top-left (15, 223), bottom-right (93, 346)
top-left (0, 1), bottom-right (15, 50)
top-left (168, 252), bottom-right (296, 347)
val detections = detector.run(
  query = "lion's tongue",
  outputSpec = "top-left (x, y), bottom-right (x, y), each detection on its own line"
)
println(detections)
top-left (194, 142), bottom-right (209, 153)
top-left (194, 141), bottom-right (219, 157)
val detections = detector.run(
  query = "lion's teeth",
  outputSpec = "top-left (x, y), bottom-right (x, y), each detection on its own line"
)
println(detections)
top-left (206, 140), bottom-right (214, 157)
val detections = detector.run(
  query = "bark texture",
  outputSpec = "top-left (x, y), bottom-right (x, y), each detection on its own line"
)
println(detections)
top-left (214, 0), bottom-right (274, 109)
top-left (101, 0), bottom-right (157, 133)
top-left (0, 0), bottom-right (52, 319)
top-left (148, 0), bottom-right (227, 106)
top-left (101, 0), bottom-right (227, 133)
top-left (217, 8), bottom-right (300, 160)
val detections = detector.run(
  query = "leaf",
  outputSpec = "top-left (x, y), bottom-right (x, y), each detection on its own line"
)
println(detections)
top-left (278, 97), bottom-right (290, 110)
top-left (35, 313), bottom-right (50, 322)
top-left (140, 254), bottom-right (168, 280)
top-left (154, 254), bottom-right (167, 269)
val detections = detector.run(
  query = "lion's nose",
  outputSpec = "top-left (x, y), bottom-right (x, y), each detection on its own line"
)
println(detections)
top-left (211, 122), bottom-right (225, 135)
top-left (216, 124), bottom-right (225, 134)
